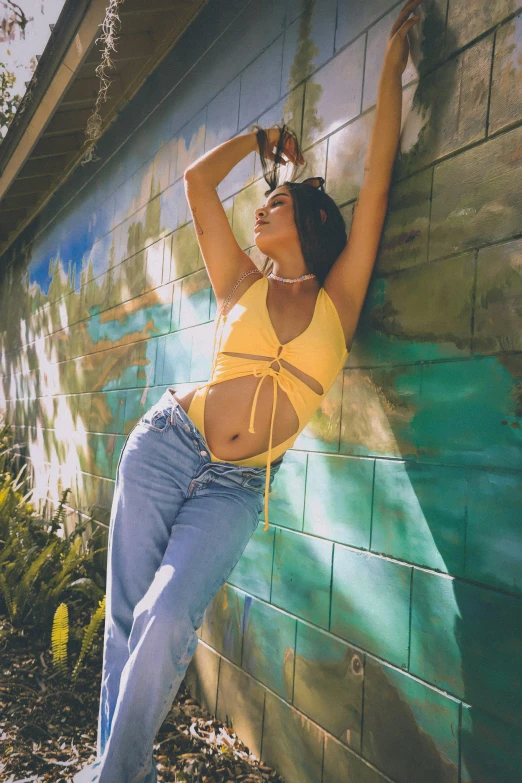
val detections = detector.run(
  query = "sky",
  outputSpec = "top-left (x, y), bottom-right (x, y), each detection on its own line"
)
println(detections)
top-left (1, 0), bottom-right (68, 136)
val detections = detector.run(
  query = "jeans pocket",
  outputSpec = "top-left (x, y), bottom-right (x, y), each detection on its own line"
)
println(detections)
top-left (242, 459), bottom-right (282, 492)
top-left (139, 405), bottom-right (172, 433)
top-left (241, 473), bottom-right (266, 492)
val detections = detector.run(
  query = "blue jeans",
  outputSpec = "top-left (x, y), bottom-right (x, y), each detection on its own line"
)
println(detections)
top-left (73, 388), bottom-right (283, 783)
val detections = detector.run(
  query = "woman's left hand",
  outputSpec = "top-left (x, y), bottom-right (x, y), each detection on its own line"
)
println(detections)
top-left (383, 0), bottom-right (423, 75)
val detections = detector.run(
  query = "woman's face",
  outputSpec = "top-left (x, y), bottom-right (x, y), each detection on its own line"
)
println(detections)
top-left (253, 186), bottom-right (300, 256)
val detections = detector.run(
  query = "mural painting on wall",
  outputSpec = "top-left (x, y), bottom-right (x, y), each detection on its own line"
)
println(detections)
top-left (0, 1), bottom-right (521, 781)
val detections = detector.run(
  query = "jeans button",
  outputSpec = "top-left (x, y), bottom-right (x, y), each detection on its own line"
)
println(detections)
top-left (200, 450), bottom-right (208, 457)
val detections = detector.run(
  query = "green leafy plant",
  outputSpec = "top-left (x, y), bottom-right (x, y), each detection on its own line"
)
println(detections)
top-left (51, 596), bottom-right (106, 685)
top-left (51, 601), bottom-right (69, 679)
top-left (0, 420), bottom-right (108, 645)
top-left (0, 61), bottom-right (22, 137)
top-left (72, 595), bottom-right (106, 684)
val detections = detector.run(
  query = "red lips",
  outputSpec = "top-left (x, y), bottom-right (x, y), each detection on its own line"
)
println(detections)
top-left (255, 220), bottom-right (268, 228)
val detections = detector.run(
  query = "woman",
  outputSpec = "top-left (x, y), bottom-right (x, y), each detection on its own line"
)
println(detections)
top-left (74, 2), bottom-right (420, 780)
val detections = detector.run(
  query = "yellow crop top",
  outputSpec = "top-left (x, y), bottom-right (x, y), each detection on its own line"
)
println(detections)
top-left (186, 272), bottom-right (349, 531)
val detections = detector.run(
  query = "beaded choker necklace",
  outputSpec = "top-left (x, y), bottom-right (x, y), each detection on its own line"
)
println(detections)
top-left (267, 272), bottom-right (316, 283)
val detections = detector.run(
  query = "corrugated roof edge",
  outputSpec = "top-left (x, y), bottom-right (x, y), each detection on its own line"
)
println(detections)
top-left (0, 0), bottom-right (92, 177)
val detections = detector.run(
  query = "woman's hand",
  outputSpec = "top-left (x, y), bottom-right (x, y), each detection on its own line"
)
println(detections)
top-left (383, 0), bottom-right (423, 75)
top-left (262, 125), bottom-right (305, 166)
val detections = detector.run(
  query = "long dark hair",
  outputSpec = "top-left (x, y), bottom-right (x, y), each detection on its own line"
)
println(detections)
top-left (251, 123), bottom-right (347, 286)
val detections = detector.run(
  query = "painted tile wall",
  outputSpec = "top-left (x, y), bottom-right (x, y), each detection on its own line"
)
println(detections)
top-left (1, 0), bottom-right (522, 781)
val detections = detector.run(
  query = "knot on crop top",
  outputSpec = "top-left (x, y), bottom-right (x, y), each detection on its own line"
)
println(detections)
top-left (190, 273), bottom-right (349, 532)
top-left (248, 363), bottom-right (295, 434)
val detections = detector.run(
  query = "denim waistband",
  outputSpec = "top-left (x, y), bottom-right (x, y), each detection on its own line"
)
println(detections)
top-left (164, 388), bottom-right (284, 479)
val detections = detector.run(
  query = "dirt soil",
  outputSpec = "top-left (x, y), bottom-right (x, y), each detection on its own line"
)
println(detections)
top-left (0, 614), bottom-right (287, 783)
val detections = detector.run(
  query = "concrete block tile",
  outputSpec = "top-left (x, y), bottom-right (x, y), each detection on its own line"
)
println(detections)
top-left (175, 109), bottom-right (207, 181)
top-left (170, 280), bottom-right (183, 332)
top-left (445, 0), bottom-right (516, 53)
top-left (166, 135), bottom-right (179, 189)
top-left (429, 124), bottom-right (522, 262)
top-left (372, 460), bottom-right (467, 576)
top-left (261, 690), bottom-right (324, 783)
top-left (88, 390), bottom-right (126, 435)
top-left (216, 659), bottom-right (266, 760)
top-left (373, 167), bottom-right (432, 276)
top-left (323, 734), bottom-right (391, 783)
top-left (113, 176), bottom-right (137, 230)
top-left (294, 621), bottom-right (364, 752)
top-left (363, 5), bottom-right (418, 112)
top-left (241, 596), bottom-right (296, 698)
top-left (280, 0), bottom-right (336, 96)
top-left (183, 642), bottom-right (220, 718)
top-left (143, 237), bottom-right (165, 292)
top-left (331, 547), bottom-right (411, 667)
top-left (417, 355), bottom-right (522, 469)
top-left (217, 137), bottom-right (256, 203)
top-left (162, 330), bottom-right (193, 386)
top-left (303, 453), bottom-right (373, 548)
top-left (206, 77), bottom-right (241, 151)
top-left (302, 37), bottom-right (365, 149)
top-left (239, 35), bottom-right (284, 131)
top-left (151, 141), bottom-right (170, 196)
top-left (340, 364), bottom-right (421, 460)
top-left (295, 372), bottom-right (344, 456)
top-left (465, 468), bottom-right (522, 595)
top-left (326, 111), bottom-right (378, 205)
top-left (363, 656), bottom-right (460, 783)
top-left (188, 321), bottom-right (215, 384)
top-left (335, 0), bottom-right (398, 51)
top-left (200, 583), bottom-right (246, 666)
top-left (160, 179), bottom-right (187, 237)
top-left (169, 220), bottom-right (202, 282)
top-left (411, 568), bottom-right (522, 726)
top-left (461, 702), bottom-right (522, 783)
top-left (360, 251), bottom-right (475, 366)
top-left (397, 36), bottom-right (491, 181)
top-left (228, 522), bottom-right (276, 601)
top-left (272, 527), bottom-right (333, 628)
top-left (489, 13), bottom-right (522, 135)
top-left (260, 451), bottom-right (306, 532)
top-left (472, 237), bottom-right (522, 354)
top-left (179, 268), bottom-right (211, 329)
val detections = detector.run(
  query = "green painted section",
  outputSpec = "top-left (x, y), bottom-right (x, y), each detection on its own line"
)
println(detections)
top-left (372, 460), bottom-right (467, 575)
top-left (304, 453), bottom-right (373, 547)
top-left (331, 548), bottom-right (411, 668)
top-left (294, 620), bottom-right (363, 752)
top-left (241, 596), bottom-right (296, 699)
top-left (411, 569), bottom-right (522, 727)
top-left (363, 657), bottom-right (460, 783)
top-left (272, 527), bottom-right (333, 629)
top-left (461, 704), bottom-right (522, 783)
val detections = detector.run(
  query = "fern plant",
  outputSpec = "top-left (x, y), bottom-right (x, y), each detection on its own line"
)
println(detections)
top-left (51, 596), bottom-right (107, 685)
top-left (0, 421), bottom-right (108, 643)
top-left (72, 595), bottom-right (106, 686)
top-left (52, 602), bottom-right (69, 679)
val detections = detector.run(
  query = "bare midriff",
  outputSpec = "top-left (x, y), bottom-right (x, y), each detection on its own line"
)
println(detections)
top-left (171, 369), bottom-right (301, 462)
top-left (170, 275), bottom-right (336, 463)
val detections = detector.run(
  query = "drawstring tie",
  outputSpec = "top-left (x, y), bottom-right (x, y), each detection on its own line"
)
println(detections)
top-left (247, 364), bottom-right (293, 531)
top-left (197, 307), bottom-right (292, 532)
